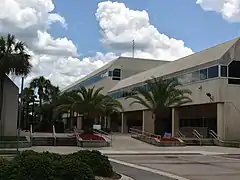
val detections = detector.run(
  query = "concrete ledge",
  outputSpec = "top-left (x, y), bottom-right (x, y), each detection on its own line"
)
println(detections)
top-left (132, 135), bottom-right (185, 147)
top-left (77, 140), bottom-right (110, 147)
top-left (0, 141), bottom-right (31, 149)
top-left (215, 140), bottom-right (240, 148)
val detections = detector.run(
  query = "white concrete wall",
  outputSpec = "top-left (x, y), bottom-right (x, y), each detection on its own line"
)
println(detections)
top-left (1, 76), bottom-right (19, 136)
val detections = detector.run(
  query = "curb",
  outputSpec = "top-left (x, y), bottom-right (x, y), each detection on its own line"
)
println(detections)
top-left (110, 158), bottom-right (189, 180)
top-left (119, 173), bottom-right (135, 180)
top-left (103, 152), bottom-right (202, 156)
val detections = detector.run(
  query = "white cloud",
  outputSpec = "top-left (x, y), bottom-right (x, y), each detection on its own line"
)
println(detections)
top-left (96, 1), bottom-right (193, 60)
top-left (0, 0), bottom-right (116, 88)
top-left (2, 0), bottom-right (193, 89)
top-left (196, 0), bottom-right (240, 22)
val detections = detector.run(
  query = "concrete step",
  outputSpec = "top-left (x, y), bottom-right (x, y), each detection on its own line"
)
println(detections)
top-left (32, 137), bottom-right (77, 146)
top-left (32, 137), bottom-right (55, 146)
top-left (55, 137), bottom-right (77, 146)
top-left (183, 138), bottom-right (215, 146)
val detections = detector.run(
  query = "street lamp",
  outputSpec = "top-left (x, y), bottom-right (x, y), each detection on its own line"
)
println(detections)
top-left (17, 76), bottom-right (24, 153)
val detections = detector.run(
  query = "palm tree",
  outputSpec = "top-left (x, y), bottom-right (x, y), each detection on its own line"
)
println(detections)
top-left (22, 87), bottom-right (36, 129)
top-left (0, 34), bottom-right (32, 135)
top-left (30, 76), bottom-right (51, 121)
top-left (101, 96), bottom-right (123, 130)
top-left (55, 86), bottom-right (106, 132)
top-left (126, 77), bottom-right (192, 135)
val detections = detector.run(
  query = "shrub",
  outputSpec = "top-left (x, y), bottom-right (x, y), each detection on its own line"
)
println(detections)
top-left (8, 153), bottom-right (54, 180)
top-left (68, 150), bottom-right (113, 177)
top-left (0, 157), bottom-right (9, 179)
top-left (7, 150), bottom-right (95, 180)
top-left (55, 156), bottom-right (94, 180)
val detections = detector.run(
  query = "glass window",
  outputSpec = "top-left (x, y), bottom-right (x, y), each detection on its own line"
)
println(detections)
top-left (112, 77), bottom-right (121, 81)
top-left (207, 66), bottom-right (218, 78)
top-left (221, 66), bottom-right (227, 77)
top-left (191, 71), bottom-right (200, 82)
top-left (228, 61), bottom-right (240, 78)
top-left (108, 71), bottom-right (113, 77)
top-left (200, 69), bottom-right (207, 80)
top-left (113, 68), bottom-right (121, 77)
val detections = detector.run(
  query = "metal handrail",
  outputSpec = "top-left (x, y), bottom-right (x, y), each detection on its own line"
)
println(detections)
top-left (193, 129), bottom-right (203, 139)
top-left (176, 129), bottom-right (185, 138)
top-left (93, 129), bottom-right (113, 146)
top-left (52, 125), bottom-right (56, 146)
top-left (129, 128), bottom-right (161, 139)
top-left (209, 130), bottom-right (218, 139)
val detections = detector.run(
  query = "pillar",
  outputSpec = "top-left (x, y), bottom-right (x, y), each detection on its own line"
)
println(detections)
top-left (107, 116), bottom-right (111, 129)
top-left (142, 111), bottom-right (145, 134)
top-left (77, 117), bottom-right (82, 130)
top-left (217, 103), bottom-right (225, 140)
top-left (121, 113), bottom-right (128, 133)
top-left (142, 110), bottom-right (154, 133)
top-left (172, 108), bottom-right (179, 137)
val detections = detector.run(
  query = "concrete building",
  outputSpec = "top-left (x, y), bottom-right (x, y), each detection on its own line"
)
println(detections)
top-left (0, 75), bottom-right (19, 136)
top-left (108, 37), bottom-right (240, 141)
top-left (61, 57), bottom-right (169, 130)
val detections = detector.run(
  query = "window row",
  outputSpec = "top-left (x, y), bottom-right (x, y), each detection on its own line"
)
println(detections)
top-left (110, 65), bottom-right (226, 99)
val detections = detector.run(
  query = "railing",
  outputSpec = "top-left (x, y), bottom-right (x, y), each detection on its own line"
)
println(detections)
top-left (52, 125), bottom-right (56, 146)
top-left (93, 129), bottom-right (113, 146)
top-left (129, 128), bottom-right (161, 140)
top-left (209, 130), bottom-right (218, 140)
top-left (176, 129), bottom-right (185, 138)
top-left (193, 129), bottom-right (203, 146)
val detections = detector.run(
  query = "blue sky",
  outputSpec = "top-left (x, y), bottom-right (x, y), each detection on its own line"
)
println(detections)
top-left (51, 0), bottom-right (240, 57)
top-left (3, 0), bottom-right (240, 87)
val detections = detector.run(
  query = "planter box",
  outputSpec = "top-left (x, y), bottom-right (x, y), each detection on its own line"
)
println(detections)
top-left (77, 140), bottom-right (109, 147)
top-left (132, 135), bottom-right (185, 147)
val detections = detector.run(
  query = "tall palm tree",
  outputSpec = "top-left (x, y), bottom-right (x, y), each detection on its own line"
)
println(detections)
top-left (0, 34), bottom-right (32, 135)
top-left (101, 96), bottom-right (123, 130)
top-left (30, 76), bottom-right (51, 121)
top-left (126, 77), bottom-right (192, 135)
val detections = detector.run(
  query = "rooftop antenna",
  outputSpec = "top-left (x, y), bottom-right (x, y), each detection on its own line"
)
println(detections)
top-left (132, 39), bottom-right (135, 58)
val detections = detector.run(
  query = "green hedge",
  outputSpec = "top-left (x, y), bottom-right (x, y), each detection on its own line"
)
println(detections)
top-left (0, 150), bottom-right (113, 180)
top-left (67, 150), bottom-right (113, 177)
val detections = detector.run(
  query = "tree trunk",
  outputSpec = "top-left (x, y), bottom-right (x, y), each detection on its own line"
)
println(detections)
top-left (0, 76), bottom-right (4, 136)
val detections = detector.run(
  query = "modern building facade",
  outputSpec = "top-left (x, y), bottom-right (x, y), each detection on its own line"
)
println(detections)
top-left (0, 75), bottom-right (19, 136)
top-left (109, 37), bottom-right (240, 141)
top-left (61, 57), bottom-right (169, 130)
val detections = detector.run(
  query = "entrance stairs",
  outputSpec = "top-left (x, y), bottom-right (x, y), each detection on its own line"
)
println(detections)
top-left (177, 129), bottom-right (218, 146)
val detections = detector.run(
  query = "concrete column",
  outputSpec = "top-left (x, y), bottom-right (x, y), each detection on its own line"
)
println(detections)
top-left (77, 117), bottom-right (82, 130)
top-left (142, 111), bottom-right (145, 134)
top-left (121, 113), bottom-right (128, 133)
top-left (142, 110), bottom-right (154, 134)
top-left (217, 103), bottom-right (225, 140)
top-left (107, 116), bottom-right (111, 129)
top-left (172, 108), bottom-right (179, 137)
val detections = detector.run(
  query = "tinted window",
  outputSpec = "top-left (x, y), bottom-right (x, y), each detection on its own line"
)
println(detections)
top-left (113, 68), bottom-right (121, 77)
top-left (228, 61), bottom-right (240, 78)
top-left (108, 71), bottom-right (113, 77)
top-left (200, 69), bottom-right (207, 80)
top-left (221, 66), bottom-right (227, 77)
top-left (207, 66), bottom-right (218, 78)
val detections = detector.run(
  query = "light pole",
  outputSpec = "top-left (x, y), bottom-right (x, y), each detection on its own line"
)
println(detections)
top-left (17, 76), bottom-right (24, 153)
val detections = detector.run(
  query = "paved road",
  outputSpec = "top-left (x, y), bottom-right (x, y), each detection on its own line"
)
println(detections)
top-left (109, 154), bottom-right (240, 180)
top-left (111, 162), bottom-right (173, 180)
